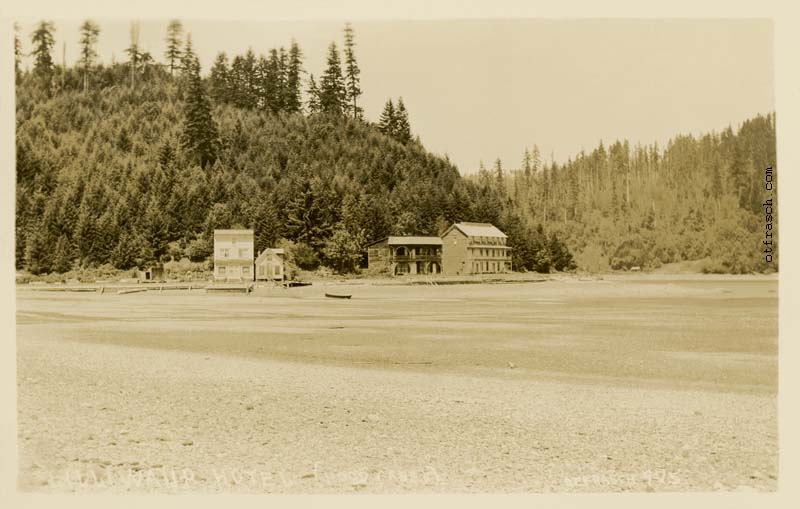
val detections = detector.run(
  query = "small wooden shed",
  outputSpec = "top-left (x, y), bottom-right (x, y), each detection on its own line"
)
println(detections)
top-left (137, 266), bottom-right (164, 282)
top-left (255, 248), bottom-right (285, 281)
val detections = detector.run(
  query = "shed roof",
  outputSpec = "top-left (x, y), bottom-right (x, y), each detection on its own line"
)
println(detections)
top-left (443, 222), bottom-right (507, 238)
top-left (367, 236), bottom-right (443, 247)
top-left (214, 229), bottom-right (254, 235)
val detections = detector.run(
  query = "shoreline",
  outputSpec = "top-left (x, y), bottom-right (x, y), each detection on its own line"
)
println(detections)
top-left (15, 271), bottom-right (779, 292)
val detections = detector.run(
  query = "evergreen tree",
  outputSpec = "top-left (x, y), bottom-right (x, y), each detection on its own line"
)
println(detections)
top-left (24, 228), bottom-right (51, 275)
top-left (125, 21), bottom-right (141, 89)
top-left (278, 47), bottom-right (289, 107)
top-left (52, 234), bottom-right (74, 273)
top-left (209, 52), bottom-right (230, 104)
top-left (378, 99), bottom-right (396, 136)
top-left (548, 232), bottom-right (576, 271)
top-left (306, 74), bottom-right (321, 114)
top-left (14, 22), bottom-right (22, 80)
top-left (522, 148), bottom-right (532, 178)
top-left (285, 40), bottom-right (304, 114)
top-left (180, 33), bottom-right (199, 77)
top-left (165, 19), bottom-right (183, 76)
top-left (229, 55), bottom-right (247, 107)
top-left (394, 97), bottom-right (412, 143)
top-left (263, 49), bottom-right (282, 112)
top-left (242, 49), bottom-right (259, 109)
top-left (343, 22), bottom-right (363, 119)
top-left (181, 63), bottom-right (219, 168)
top-left (493, 158), bottom-right (504, 190)
top-left (284, 177), bottom-right (334, 249)
top-left (78, 20), bottom-right (100, 92)
top-left (254, 202), bottom-right (280, 254)
top-left (531, 145), bottom-right (542, 173)
top-left (318, 42), bottom-right (347, 115)
top-left (30, 21), bottom-right (56, 83)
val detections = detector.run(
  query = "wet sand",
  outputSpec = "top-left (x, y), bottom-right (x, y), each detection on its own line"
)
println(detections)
top-left (16, 277), bottom-right (778, 492)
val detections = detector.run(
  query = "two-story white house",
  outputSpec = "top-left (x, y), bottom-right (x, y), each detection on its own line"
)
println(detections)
top-left (213, 229), bottom-right (255, 281)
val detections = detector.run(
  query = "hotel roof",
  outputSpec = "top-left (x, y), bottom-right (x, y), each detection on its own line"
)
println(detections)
top-left (443, 222), bottom-right (507, 238)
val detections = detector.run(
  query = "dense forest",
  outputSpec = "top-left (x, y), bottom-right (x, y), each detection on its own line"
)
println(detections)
top-left (474, 110), bottom-right (777, 274)
top-left (14, 20), bottom-right (777, 276)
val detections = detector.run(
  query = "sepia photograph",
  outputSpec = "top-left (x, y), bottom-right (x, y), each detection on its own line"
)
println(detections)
top-left (4, 0), bottom-right (797, 503)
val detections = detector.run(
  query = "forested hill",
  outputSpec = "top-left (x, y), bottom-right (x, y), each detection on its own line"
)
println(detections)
top-left (15, 20), bottom-right (776, 276)
top-left (15, 21), bottom-right (503, 275)
top-left (476, 112), bottom-right (777, 274)
top-left (15, 75), bottom-right (482, 274)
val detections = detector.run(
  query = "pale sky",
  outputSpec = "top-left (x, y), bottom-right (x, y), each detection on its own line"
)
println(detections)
top-left (15, 18), bottom-right (774, 173)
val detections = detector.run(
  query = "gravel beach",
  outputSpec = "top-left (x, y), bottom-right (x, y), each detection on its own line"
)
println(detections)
top-left (16, 277), bottom-right (778, 493)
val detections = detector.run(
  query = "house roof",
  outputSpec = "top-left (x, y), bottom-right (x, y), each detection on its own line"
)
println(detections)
top-left (388, 236), bottom-right (442, 246)
top-left (256, 248), bottom-right (285, 263)
top-left (367, 236), bottom-right (443, 247)
top-left (443, 222), bottom-right (507, 238)
top-left (214, 229), bottom-right (254, 235)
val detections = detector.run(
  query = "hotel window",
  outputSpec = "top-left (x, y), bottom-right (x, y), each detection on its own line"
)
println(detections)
top-left (219, 266), bottom-right (226, 275)
top-left (239, 248), bottom-right (248, 258)
top-left (221, 248), bottom-right (229, 258)
top-left (243, 266), bottom-right (250, 275)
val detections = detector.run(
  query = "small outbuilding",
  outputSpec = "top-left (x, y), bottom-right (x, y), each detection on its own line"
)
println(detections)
top-left (255, 248), bottom-right (286, 281)
top-left (137, 265), bottom-right (164, 282)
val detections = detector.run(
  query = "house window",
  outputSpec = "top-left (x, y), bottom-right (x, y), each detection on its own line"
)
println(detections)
top-left (275, 266), bottom-right (281, 275)
top-left (219, 266), bottom-right (226, 275)
top-left (258, 266), bottom-right (265, 276)
top-left (243, 266), bottom-right (250, 275)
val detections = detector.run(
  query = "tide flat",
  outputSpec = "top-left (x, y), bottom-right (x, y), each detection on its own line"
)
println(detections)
top-left (16, 277), bottom-right (778, 492)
